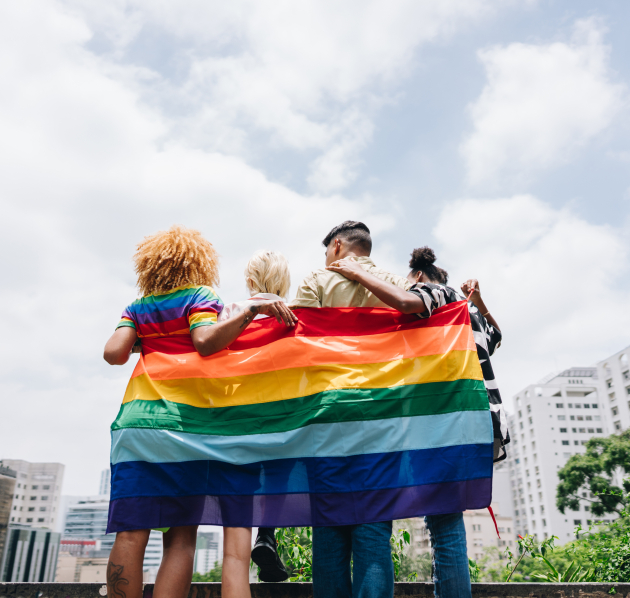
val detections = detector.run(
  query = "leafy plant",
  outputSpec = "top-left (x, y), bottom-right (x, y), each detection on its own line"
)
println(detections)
top-left (390, 528), bottom-right (417, 581)
top-left (274, 527), bottom-right (313, 581)
top-left (468, 558), bottom-right (480, 582)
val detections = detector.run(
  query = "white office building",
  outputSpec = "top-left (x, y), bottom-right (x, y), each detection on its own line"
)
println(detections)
top-left (1, 461), bottom-right (64, 531)
top-left (507, 367), bottom-right (610, 543)
top-left (194, 531), bottom-right (223, 575)
top-left (98, 470), bottom-right (111, 498)
top-left (62, 496), bottom-right (114, 554)
top-left (597, 345), bottom-right (630, 433)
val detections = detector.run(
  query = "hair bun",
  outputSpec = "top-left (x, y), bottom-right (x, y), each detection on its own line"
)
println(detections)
top-left (410, 246), bottom-right (436, 267)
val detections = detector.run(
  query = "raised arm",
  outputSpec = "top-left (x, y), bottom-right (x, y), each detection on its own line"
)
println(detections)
top-left (461, 279), bottom-right (500, 332)
top-left (191, 299), bottom-right (297, 356)
top-left (325, 259), bottom-right (426, 314)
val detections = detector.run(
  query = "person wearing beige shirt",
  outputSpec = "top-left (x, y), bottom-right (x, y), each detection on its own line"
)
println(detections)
top-left (290, 228), bottom-right (410, 310)
top-left (292, 220), bottom-right (401, 598)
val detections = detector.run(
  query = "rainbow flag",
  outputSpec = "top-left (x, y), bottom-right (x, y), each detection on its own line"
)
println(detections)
top-left (107, 301), bottom-right (493, 532)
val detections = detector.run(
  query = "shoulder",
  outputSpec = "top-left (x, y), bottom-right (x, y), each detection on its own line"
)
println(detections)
top-left (366, 265), bottom-right (410, 289)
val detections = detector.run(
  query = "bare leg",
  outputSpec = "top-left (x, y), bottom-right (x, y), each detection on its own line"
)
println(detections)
top-left (107, 529), bottom-right (150, 598)
top-left (153, 526), bottom-right (198, 598)
top-left (222, 527), bottom-right (252, 598)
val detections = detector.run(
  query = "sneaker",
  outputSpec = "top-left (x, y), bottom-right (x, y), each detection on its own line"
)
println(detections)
top-left (251, 533), bottom-right (289, 582)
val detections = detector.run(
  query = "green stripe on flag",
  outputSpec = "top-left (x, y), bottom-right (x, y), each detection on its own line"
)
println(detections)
top-left (112, 379), bottom-right (488, 436)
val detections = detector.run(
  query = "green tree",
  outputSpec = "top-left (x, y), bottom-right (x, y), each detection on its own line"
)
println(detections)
top-left (557, 430), bottom-right (630, 517)
top-left (192, 561), bottom-right (222, 582)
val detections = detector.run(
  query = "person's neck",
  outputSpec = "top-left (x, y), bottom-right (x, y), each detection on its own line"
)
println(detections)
top-left (339, 250), bottom-right (370, 260)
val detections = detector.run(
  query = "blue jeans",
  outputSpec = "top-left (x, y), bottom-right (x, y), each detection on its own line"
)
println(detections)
top-left (312, 522), bottom-right (394, 598)
top-left (425, 513), bottom-right (471, 598)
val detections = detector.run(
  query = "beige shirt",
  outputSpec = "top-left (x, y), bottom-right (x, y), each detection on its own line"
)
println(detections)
top-left (290, 256), bottom-right (411, 308)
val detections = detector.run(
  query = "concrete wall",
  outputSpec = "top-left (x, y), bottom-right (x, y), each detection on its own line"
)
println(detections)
top-left (1, 583), bottom-right (630, 597)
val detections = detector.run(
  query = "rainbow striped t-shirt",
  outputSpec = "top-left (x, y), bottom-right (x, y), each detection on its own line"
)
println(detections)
top-left (116, 285), bottom-right (223, 353)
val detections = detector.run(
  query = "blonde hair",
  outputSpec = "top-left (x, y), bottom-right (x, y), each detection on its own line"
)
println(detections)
top-left (245, 250), bottom-right (291, 299)
top-left (134, 225), bottom-right (220, 296)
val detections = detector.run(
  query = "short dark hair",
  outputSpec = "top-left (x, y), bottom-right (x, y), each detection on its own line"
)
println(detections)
top-left (409, 246), bottom-right (449, 284)
top-left (322, 221), bottom-right (372, 253)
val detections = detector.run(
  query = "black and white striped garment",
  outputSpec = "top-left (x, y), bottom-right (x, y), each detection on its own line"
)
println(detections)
top-left (408, 282), bottom-right (511, 462)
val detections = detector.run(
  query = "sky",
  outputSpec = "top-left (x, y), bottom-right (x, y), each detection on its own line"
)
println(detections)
top-left (1, 0), bottom-right (629, 495)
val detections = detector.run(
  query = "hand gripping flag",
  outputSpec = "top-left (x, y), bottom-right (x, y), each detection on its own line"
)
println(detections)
top-left (107, 301), bottom-right (493, 532)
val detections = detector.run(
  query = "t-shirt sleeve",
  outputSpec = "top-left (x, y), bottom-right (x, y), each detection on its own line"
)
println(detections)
top-left (188, 286), bottom-right (224, 331)
top-left (486, 323), bottom-right (502, 356)
top-left (407, 284), bottom-right (449, 318)
top-left (289, 273), bottom-right (322, 308)
top-left (116, 306), bottom-right (136, 330)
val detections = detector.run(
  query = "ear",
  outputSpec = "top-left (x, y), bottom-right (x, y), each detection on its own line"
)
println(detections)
top-left (334, 238), bottom-right (342, 255)
top-left (415, 271), bottom-right (423, 283)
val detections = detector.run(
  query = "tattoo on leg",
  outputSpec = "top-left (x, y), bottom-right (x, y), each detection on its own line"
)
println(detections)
top-left (108, 562), bottom-right (130, 598)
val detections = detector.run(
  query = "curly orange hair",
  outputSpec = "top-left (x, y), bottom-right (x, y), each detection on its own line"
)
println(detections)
top-left (134, 225), bottom-right (220, 296)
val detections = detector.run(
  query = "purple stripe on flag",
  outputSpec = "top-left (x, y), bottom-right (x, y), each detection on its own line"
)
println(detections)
top-left (106, 477), bottom-right (492, 532)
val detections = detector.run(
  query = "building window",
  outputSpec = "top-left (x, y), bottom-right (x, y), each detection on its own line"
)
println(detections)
top-left (28, 507), bottom-right (34, 512)
top-left (624, 371), bottom-right (630, 381)
top-left (520, 422), bottom-right (523, 429)
top-left (607, 380), bottom-right (613, 388)
top-left (577, 415), bottom-right (584, 421)
top-left (574, 519), bottom-right (582, 525)
top-left (572, 428), bottom-right (577, 433)
top-left (37, 518), bottom-right (45, 523)
top-left (584, 403), bottom-right (590, 409)
top-left (562, 441), bottom-right (569, 446)
top-left (39, 507), bottom-right (46, 512)
top-left (575, 404), bottom-right (582, 409)
top-left (543, 519), bottom-right (547, 527)
top-left (570, 415), bottom-right (575, 420)
top-left (579, 428), bottom-right (586, 433)
top-left (527, 405), bottom-right (531, 413)
top-left (609, 393), bottom-right (616, 401)
top-left (615, 421), bottom-right (622, 431)
top-left (560, 428), bottom-right (567, 433)
top-left (30, 496), bottom-right (36, 501)
top-left (581, 440), bottom-right (587, 445)
top-left (558, 415), bottom-right (566, 421)
top-left (32, 485), bottom-right (38, 490)
top-left (597, 428), bottom-right (603, 433)
top-left (556, 403), bottom-right (564, 408)
top-left (592, 404), bottom-right (598, 409)
top-left (26, 518), bottom-right (33, 523)
top-left (528, 417), bottom-right (533, 425)
top-left (574, 441), bottom-right (579, 445)
top-left (518, 410), bottom-right (522, 418)
top-left (612, 407), bottom-right (619, 416)
top-left (588, 428), bottom-right (594, 433)
top-left (586, 415), bottom-right (592, 421)
top-left (43, 485), bottom-right (50, 490)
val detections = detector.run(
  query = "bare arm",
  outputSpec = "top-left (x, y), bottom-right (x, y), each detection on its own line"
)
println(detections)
top-left (104, 327), bottom-right (138, 365)
top-left (461, 279), bottom-right (500, 332)
top-left (325, 259), bottom-right (426, 315)
top-left (191, 300), bottom-right (298, 357)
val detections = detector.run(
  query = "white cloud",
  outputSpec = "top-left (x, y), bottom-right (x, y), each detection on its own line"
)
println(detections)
top-left (461, 18), bottom-right (626, 188)
top-left (0, 0), bottom-right (405, 493)
top-left (62, 0), bottom-right (510, 192)
top-left (433, 195), bottom-right (630, 408)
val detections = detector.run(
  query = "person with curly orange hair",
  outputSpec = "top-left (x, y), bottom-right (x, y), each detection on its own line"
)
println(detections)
top-left (103, 225), bottom-right (297, 598)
